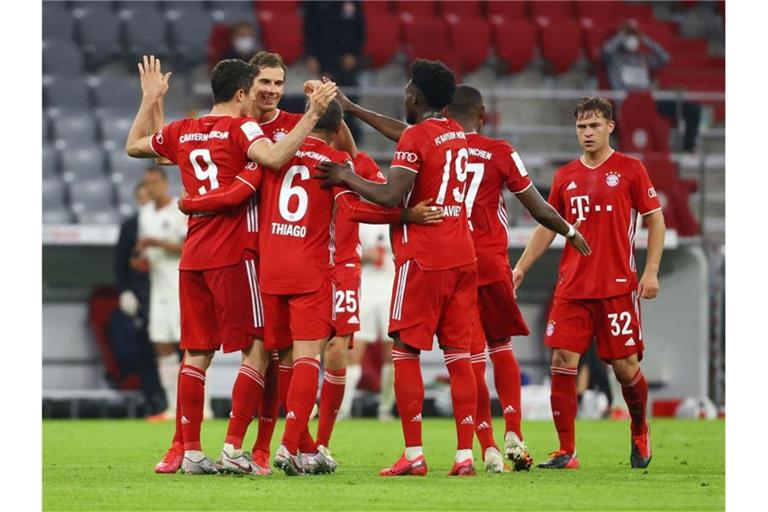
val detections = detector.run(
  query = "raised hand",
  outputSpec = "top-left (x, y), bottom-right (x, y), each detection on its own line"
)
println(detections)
top-left (306, 80), bottom-right (338, 118)
top-left (402, 199), bottom-right (444, 225)
top-left (138, 55), bottom-right (172, 101)
top-left (322, 76), bottom-right (354, 111)
top-left (566, 220), bottom-right (591, 256)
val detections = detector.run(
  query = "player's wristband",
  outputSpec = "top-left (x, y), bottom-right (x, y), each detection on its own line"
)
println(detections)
top-left (565, 223), bottom-right (576, 239)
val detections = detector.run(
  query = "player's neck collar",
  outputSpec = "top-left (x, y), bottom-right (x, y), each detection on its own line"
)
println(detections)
top-left (259, 109), bottom-right (281, 125)
top-left (422, 111), bottom-right (446, 121)
top-left (580, 149), bottom-right (615, 169)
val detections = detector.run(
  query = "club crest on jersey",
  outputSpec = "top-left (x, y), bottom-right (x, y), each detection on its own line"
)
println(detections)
top-left (155, 131), bottom-right (163, 145)
top-left (272, 128), bottom-right (287, 142)
top-left (546, 321), bottom-right (556, 337)
top-left (605, 171), bottom-right (621, 187)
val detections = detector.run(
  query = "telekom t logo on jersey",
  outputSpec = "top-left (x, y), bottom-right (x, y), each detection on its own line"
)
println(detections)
top-left (569, 195), bottom-right (614, 221)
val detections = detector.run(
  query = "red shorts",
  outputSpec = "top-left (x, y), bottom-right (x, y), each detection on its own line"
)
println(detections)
top-left (469, 304), bottom-right (486, 355)
top-left (545, 292), bottom-right (645, 362)
top-left (262, 279), bottom-right (335, 351)
top-left (478, 273), bottom-right (530, 341)
top-left (333, 263), bottom-right (361, 340)
top-left (388, 260), bottom-right (478, 351)
top-left (179, 258), bottom-right (263, 353)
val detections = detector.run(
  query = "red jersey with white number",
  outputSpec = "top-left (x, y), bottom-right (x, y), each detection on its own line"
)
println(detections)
top-left (259, 136), bottom-right (349, 295)
top-left (548, 150), bottom-right (661, 299)
top-left (150, 115), bottom-right (266, 270)
top-left (389, 118), bottom-right (476, 271)
top-left (465, 132), bottom-right (533, 286)
top-left (334, 152), bottom-right (386, 265)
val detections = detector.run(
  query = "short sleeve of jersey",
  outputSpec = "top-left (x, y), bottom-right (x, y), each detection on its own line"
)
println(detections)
top-left (150, 121), bottom-right (181, 163)
top-left (389, 126), bottom-right (422, 173)
top-left (237, 161), bottom-right (263, 190)
top-left (232, 117), bottom-right (268, 158)
top-left (631, 161), bottom-right (662, 216)
top-left (352, 152), bottom-right (385, 183)
top-left (547, 172), bottom-right (564, 216)
top-left (498, 143), bottom-right (533, 194)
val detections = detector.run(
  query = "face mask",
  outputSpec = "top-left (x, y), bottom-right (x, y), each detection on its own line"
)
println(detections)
top-left (624, 35), bottom-right (640, 52)
top-left (233, 36), bottom-right (256, 56)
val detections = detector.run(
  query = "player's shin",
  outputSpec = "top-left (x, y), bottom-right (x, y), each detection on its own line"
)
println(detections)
top-left (178, 364), bottom-right (207, 452)
top-left (393, 347), bottom-right (424, 451)
top-left (488, 340), bottom-right (523, 439)
top-left (471, 354), bottom-right (497, 454)
top-left (225, 364), bottom-right (265, 450)
top-left (619, 368), bottom-right (649, 436)
top-left (550, 366), bottom-right (579, 455)
top-left (252, 358), bottom-right (280, 457)
top-left (281, 357), bottom-right (321, 454)
top-left (443, 349), bottom-right (477, 459)
top-left (316, 368), bottom-right (347, 448)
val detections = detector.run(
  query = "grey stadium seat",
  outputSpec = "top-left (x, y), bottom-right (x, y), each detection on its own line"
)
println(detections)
top-left (122, 7), bottom-right (171, 59)
top-left (116, 177), bottom-right (141, 206)
top-left (76, 209), bottom-right (122, 225)
top-left (43, 144), bottom-right (59, 177)
top-left (169, 8), bottom-right (215, 66)
top-left (69, 178), bottom-right (115, 212)
top-left (211, 1), bottom-right (256, 24)
top-left (43, 39), bottom-right (84, 77)
top-left (99, 115), bottom-right (133, 147)
top-left (43, 208), bottom-right (74, 224)
top-left (43, 177), bottom-right (67, 210)
top-left (43, 2), bottom-right (75, 40)
top-left (76, 6), bottom-right (123, 69)
top-left (43, 76), bottom-right (92, 111)
top-left (93, 76), bottom-right (141, 113)
top-left (109, 149), bottom-right (153, 178)
top-left (51, 114), bottom-right (98, 147)
top-left (60, 145), bottom-right (106, 182)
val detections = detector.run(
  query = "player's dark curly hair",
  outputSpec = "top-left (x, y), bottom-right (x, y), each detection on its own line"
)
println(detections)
top-left (210, 59), bottom-right (257, 104)
top-left (574, 96), bottom-right (614, 121)
top-left (306, 99), bottom-right (343, 133)
top-left (410, 59), bottom-right (457, 110)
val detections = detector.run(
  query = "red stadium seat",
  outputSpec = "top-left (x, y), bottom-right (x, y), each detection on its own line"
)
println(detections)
top-left (539, 19), bottom-right (582, 74)
top-left (362, 0), bottom-right (393, 17)
top-left (618, 91), bottom-right (670, 153)
top-left (395, 0), bottom-right (437, 19)
top-left (641, 153), bottom-right (700, 236)
top-left (529, 0), bottom-right (575, 23)
top-left (618, 2), bottom-right (655, 22)
top-left (447, 16), bottom-right (491, 74)
top-left (207, 23), bottom-right (233, 69)
top-left (493, 19), bottom-right (538, 73)
top-left (258, 11), bottom-right (304, 65)
top-left (439, 0), bottom-right (482, 19)
top-left (401, 15), bottom-right (453, 65)
top-left (487, 0), bottom-right (527, 24)
top-left (256, 0), bottom-right (300, 15)
top-left (581, 17), bottom-right (621, 66)
top-left (636, 19), bottom-right (678, 48)
top-left (574, 0), bottom-right (622, 20)
top-left (363, 13), bottom-right (400, 68)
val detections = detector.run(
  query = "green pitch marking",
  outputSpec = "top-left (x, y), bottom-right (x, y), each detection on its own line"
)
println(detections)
top-left (43, 418), bottom-right (724, 511)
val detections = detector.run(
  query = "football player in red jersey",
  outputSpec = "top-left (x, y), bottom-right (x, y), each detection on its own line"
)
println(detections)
top-left (513, 97), bottom-right (666, 470)
top-left (178, 100), bottom-right (442, 476)
top-left (125, 56), bottom-right (337, 475)
top-left (330, 82), bottom-right (590, 472)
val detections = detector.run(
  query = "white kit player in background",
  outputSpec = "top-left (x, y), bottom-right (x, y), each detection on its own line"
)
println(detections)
top-left (137, 167), bottom-right (188, 421)
top-left (338, 223), bottom-right (397, 420)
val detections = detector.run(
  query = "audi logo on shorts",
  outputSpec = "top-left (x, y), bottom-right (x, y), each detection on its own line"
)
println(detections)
top-left (394, 151), bottom-right (418, 163)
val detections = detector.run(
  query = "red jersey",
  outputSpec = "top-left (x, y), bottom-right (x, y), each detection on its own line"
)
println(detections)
top-left (150, 115), bottom-right (266, 270)
top-left (259, 109), bottom-right (301, 143)
top-left (465, 132), bottom-right (532, 285)
top-left (334, 152), bottom-right (386, 265)
top-left (548, 150), bottom-right (662, 299)
top-left (389, 118), bottom-right (476, 271)
top-left (258, 136), bottom-right (350, 295)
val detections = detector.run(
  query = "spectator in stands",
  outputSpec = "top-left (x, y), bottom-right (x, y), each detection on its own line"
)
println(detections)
top-left (303, 1), bottom-right (365, 141)
top-left (221, 22), bottom-right (259, 61)
top-left (113, 180), bottom-right (165, 416)
top-left (603, 22), bottom-right (702, 152)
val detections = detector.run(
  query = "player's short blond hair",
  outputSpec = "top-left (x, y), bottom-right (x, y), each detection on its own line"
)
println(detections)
top-left (249, 51), bottom-right (287, 80)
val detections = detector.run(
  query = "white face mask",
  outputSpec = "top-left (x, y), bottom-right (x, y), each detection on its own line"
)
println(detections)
top-left (624, 35), bottom-right (640, 52)
top-left (233, 36), bottom-right (256, 56)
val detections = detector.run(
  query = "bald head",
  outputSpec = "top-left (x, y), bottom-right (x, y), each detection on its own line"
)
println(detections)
top-left (447, 84), bottom-right (485, 133)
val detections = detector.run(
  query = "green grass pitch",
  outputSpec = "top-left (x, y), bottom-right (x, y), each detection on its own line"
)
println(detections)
top-left (43, 418), bottom-right (723, 511)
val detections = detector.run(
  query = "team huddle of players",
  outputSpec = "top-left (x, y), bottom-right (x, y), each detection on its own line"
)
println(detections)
top-left (125, 47), bottom-right (664, 477)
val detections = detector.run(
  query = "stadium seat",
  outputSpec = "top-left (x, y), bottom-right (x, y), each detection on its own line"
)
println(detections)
top-left (362, 0), bottom-right (393, 17)
top-left (211, 0), bottom-right (258, 23)
top-left (69, 179), bottom-right (116, 213)
top-left (43, 208), bottom-right (74, 224)
top-left (76, 6), bottom-right (123, 69)
top-left (76, 209), bottom-right (123, 225)
top-left (362, 13), bottom-right (400, 69)
top-left (43, 39), bottom-right (84, 77)
top-left (538, 19), bottom-right (583, 74)
top-left (574, 0), bottom-right (623, 20)
top-left (258, 11), bottom-right (304, 66)
top-left (636, 19), bottom-right (678, 49)
top-left (439, 1), bottom-right (482, 19)
top-left (108, 150), bottom-right (152, 178)
top-left (486, 0), bottom-right (526, 24)
top-left (617, 2), bottom-right (655, 22)
top-left (43, 76), bottom-right (93, 111)
top-left (122, 6), bottom-right (172, 60)
top-left (581, 17), bottom-right (622, 66)
top-left (395, 0), bottom-right (437, 19)
top-left (43, 2), bottom-right (75, 40)
top-left (116, 178), bottom-right (141, 207)
top-left (43, 145), bottom-right (59, 177)
top-left (51, 114), bottom-right (99, 147)
top-left (43, 114), bottom-right (52, 144)
top-left (447, 17), bottom-right (491, 74)
top-left (92, 76), bottom-right (141, 113)
top-left (257, 1), bottom-right (301, 15)
top-left (493, 19), bottom-right (538, 73)
top-left (529, 0), bottom-right (575, 23)
top-left (100, 116), bottom-right (134, 148)
top-left (617, 91), bottom-right (670, 153)
top-left (168, 8), bottom-right (216, 67)
top-left (641, 152), bottom-right (700, 236)
top-left (401, 15), bottom-right (453, 65)
top-left (43, 177), bottom-right (68, 210)
top-left (60, 145), bottom-right (107, 183)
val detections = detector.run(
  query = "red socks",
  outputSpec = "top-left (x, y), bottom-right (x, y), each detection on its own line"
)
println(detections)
top-left (471, 353), bottom-right (497, 453)
top-left (444, 350), bottom-right (477, 451)
top-left (316, 368), bottom-right (347, 448)
top-left (171, 361), bottom-right (184, 448)
top-left (225, 364), bottom-right (265, 449)
top-left (620, 369), bottom-right (649, 436)
top-left (488, 340), bottom-right (523, 439)
top-left (179, 364), bottom-right (206, 451)
top-left (550, 366), bottom-right (578, 455)
top-left (252, 359), bottom-right (280, 455)
top-left (393, 347), bottom-right (424, 448)
top-left (281, 357), bottom-right (320, 454)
